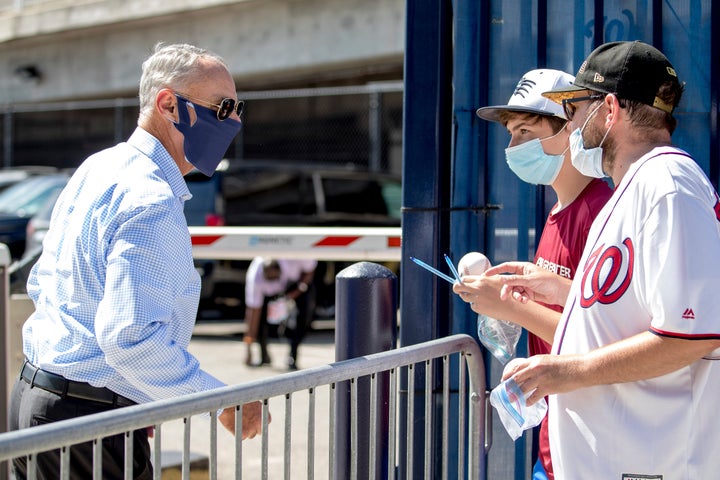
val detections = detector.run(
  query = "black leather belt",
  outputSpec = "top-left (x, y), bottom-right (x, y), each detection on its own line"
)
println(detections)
top-left (20, 361), bottom-right (135, 408)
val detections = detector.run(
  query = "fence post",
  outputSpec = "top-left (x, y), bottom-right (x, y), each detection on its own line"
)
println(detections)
top-left (0, 243), bottom-right (10, 480)
top-left (334, 262), bottom-right (397, 480)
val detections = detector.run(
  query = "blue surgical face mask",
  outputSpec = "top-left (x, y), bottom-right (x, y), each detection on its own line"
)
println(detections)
top-left (173, 95), bottom-right (242, 176)
top-left (569, 103), bottom-right (612, 179)
top-left (504, 129), bottom-right (568, 185)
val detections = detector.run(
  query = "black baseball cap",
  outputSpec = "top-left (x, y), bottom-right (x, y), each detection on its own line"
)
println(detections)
top-left (543, 41), bottom-right (680, 113)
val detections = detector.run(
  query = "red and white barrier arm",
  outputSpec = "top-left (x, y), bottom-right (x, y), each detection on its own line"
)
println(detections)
top-left (189, 226), bottom-right (402, 261)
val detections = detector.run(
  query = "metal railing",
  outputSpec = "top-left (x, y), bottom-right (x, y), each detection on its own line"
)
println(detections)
top-left (0, 334), bottom-right (486, 480)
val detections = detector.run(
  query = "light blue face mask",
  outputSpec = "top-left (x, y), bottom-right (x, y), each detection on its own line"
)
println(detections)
top-left (504, 129), bottom-right (567, 185)
top-left (173, 95), bottom-right (242, 176)
top-left (569, 102), bottom-right (612, 179)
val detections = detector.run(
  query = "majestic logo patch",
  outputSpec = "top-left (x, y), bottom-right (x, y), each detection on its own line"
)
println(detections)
top-left (682, 308), bottom-right (695, 320)
top-left (580, 238), bottom-right (634, 308)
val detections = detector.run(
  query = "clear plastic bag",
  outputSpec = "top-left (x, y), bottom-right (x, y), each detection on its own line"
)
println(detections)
top-left (459, 252), bottom-right (522, 364)
top-left (476, 314), bottom-right (522, 364)
top-left (489, 377), bottom-right (547, 441)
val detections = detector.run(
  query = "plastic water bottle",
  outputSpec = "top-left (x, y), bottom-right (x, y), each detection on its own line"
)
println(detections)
top-left (489, 376), bottom-right (547, 441)
top-left (458, 252), bottom-right (522, 364)
top-left (475, 315), bottom-right (522, 364)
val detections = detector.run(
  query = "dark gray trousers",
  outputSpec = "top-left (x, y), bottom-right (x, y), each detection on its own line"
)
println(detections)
top-left (9, 377), bottom-right (152, 480)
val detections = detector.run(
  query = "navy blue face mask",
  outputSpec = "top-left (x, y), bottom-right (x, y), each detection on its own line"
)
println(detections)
top-left (173, 94), bottom-right (242, 176)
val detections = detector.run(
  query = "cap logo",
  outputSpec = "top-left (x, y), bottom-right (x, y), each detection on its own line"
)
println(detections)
top-left (593, 72), bottom-right (605, 83)
top-left (577, 60), bottom-right (588, 75)
top-left (512, 78), bottom-right (537, 98)
top-left (652, 96), bottom-right (674, 114)
top-left (667, 66), bottom-right (677, 77)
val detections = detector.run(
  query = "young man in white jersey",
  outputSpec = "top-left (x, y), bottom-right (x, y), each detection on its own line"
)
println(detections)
top-left (484, 41), bottom-right (720, 479)
top-left (466, 69), bottom-right (612, 479)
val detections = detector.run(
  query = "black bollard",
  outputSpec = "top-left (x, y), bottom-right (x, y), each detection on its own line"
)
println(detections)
top-left (334, 262), bottom-right (397, 480)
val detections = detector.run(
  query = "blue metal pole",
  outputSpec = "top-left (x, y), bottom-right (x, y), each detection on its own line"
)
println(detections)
top-left (450, 0), bottom-right (483, 337)
top-left (711, 0), bottom-right (720, 190)
top-left (399, 0), bottom-right (454, 478)
top-left (448, 0), bottom-right (488, 478)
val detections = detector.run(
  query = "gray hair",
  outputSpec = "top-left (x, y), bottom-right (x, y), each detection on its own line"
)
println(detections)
top-left (138, 43), bottom-right (228, 120)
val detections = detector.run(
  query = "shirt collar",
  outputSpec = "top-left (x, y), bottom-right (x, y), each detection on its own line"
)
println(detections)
top-left (127, 127), bottom-right (192, 201)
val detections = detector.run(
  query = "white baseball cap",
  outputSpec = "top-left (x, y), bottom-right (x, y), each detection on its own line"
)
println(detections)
top-left (476, 69), bottom-right (575, 123)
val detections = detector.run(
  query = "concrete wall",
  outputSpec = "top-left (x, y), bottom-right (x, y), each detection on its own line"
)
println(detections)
top-left (0, 0), bottom-right (405, 103)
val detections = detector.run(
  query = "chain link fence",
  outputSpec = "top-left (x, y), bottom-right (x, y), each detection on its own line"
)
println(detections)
top-left (1, 83), bottom-right (404, 175)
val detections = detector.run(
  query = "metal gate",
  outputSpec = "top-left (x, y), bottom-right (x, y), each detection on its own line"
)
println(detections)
top-left (0, 334), bottom-right (486, 480)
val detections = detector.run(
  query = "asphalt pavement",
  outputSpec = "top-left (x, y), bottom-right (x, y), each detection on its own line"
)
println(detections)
top-left (156, 319), bottom-right (337, 479)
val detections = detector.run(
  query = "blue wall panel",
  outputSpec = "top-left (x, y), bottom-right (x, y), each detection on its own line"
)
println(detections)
top-left (403, 1), bottom-right (716, 478)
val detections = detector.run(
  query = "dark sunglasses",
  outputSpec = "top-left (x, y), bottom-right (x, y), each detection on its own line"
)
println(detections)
top-left (561, 94), bottom-right (604, 121)
top-left (175, 92), bottom-right (244, 121)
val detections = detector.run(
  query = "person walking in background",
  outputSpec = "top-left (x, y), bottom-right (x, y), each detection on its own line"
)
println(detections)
top-left (457, 68), bottom-right (612, 479)
top-left (488, 41), bottom-right (720, 479)
top-left (244, 257), bottom-right (317, 370)
top-left (9, 43), bottom-right (265, 480)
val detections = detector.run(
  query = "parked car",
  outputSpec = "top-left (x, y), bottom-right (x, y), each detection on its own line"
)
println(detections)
top-left (0, 173), bottom-right (70, 260)
top-left (22, 187), bottom-right (62, 260)
top-left (14, 167), bottom-right (220, 296)
top-left (220, 166), bottom-right (401, 227)
top-left (183, 162), bottom-right (401, 318)
top-left (184, 164), bottom-right (227, 310)
top-left (2, 173), bottom-right (70, 294)
top-left (0, 166), bottom-right (60, 193)
top-left (184, 169), bottom-right (226, 227)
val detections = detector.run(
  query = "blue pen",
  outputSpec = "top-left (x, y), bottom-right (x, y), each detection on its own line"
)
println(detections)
top-left (410, 256), bottom-right (457, 284)
top-left (444, 254), bottom-right (463, 284)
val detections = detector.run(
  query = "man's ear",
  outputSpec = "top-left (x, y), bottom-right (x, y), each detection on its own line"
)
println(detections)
top-left (604, 94), bottom-right (622, 127)
top-left (156, 89), bottom-right (177, 122)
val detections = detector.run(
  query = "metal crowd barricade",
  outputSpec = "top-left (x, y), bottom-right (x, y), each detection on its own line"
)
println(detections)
top-left (0, 334), bottom-right (486, 480)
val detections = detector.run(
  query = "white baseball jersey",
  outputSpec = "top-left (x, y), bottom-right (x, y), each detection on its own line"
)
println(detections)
top-left (550, 147), bottom-right (720, 479)
top-left (245, 258), bottom-right (317, 309)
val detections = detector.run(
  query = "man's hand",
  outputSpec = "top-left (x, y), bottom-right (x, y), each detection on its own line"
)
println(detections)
top-left (485, 261), bottom-right (572, 307)
top-left (500, 333), bottom-right (720, 406)
top-left (501, 355), bottom-right (586, 406)
top-left (452, 273), bottom-right (505, 316)
top-left (218, 401), bottom-right (269, 439)
top-left (452, 267), bottom-right (563, 344)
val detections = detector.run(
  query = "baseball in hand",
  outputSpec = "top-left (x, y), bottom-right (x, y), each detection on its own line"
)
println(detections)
top-left (458, 252), bottom-right (492, 278)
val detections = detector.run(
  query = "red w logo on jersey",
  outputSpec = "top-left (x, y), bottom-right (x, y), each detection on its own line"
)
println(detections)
top-left (714, 192), bottom-right (720, 222)
top-left (579, 238), bottom-right (635, 308)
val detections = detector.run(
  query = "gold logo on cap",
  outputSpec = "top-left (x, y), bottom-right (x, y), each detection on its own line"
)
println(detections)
top-left (653, 97), bottom-right (673, 113)
top-left (593, 73), bottom-right (605, 83)
top-left (667, 66), bottom-right (677, 77)
top-left (578, 60), bottom-right (588, 75)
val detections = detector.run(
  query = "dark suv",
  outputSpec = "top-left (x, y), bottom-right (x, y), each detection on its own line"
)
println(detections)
top-left (184, 162), bottom-right (401, 318)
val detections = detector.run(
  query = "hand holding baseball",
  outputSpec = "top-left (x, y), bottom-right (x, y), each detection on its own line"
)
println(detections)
top-left (485, 261), bottom-right (572, 307)
top-left (453, 252), bottom-right (506, 316)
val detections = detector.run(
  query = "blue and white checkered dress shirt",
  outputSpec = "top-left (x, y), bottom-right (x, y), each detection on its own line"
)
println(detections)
top-left (22, 127), bottom-right (225, 403)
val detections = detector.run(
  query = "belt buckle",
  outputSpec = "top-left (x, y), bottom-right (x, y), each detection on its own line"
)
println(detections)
top-left (20, 361), bottom-right (41, 388)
